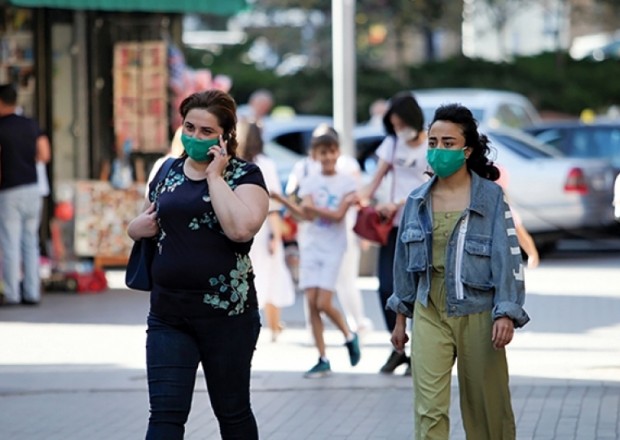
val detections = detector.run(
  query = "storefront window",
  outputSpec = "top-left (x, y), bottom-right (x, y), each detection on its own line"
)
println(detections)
top-left (0, 7), bottom-right (34, 116)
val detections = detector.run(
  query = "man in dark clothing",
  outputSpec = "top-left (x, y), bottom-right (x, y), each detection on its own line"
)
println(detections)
top-left (0, 84), bottom-right (46, 305)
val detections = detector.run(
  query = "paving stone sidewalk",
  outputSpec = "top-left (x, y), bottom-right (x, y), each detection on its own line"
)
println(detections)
top-left (1, 265), bottom-right (619, 439)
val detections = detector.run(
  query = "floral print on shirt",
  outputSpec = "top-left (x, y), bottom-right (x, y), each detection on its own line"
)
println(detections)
top-left (149, 158), bottom-right (259, 316)
top-left (204, 253), bottom-right (253, 315)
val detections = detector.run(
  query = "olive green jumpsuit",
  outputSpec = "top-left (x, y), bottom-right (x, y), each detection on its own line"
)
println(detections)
top-left (411, 211), bottom-right (516, 440)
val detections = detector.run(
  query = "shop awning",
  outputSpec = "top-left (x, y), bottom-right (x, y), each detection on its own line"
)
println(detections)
top-left (6, 0), bottom-right (247, 15)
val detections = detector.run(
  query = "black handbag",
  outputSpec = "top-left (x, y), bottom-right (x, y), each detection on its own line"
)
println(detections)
top-left (125, 158), bottom-right (175, 291)
top-left (125, 238), bottom-right (156, 291)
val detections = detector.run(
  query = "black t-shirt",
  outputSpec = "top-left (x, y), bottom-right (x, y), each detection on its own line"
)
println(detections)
top-left (149, 157), bottom-right (267, 317)
top-left (0, 114), bottom-right (39, 190)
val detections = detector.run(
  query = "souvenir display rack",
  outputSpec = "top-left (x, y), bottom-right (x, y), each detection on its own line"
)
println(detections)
top-left (0, 8), bottom-right (34, 116)
top-left (72, 180), bottom-right (146, 267)
top-left (113, 40), bottom-right (168, 153)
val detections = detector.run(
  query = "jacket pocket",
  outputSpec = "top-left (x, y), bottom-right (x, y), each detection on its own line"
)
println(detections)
top-left (461, 235), bottom-right (493, 290)
top-left (400, 227), bottom-right (426, 272)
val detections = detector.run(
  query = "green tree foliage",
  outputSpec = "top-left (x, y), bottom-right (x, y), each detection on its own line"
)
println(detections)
top-left (356, 0), bottom-right (457, 79)
top-left (410, 52), bottom-right (620, 116)
top-left (191, 38), bottom-right (620, 120)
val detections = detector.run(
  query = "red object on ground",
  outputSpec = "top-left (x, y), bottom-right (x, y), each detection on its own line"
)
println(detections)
top-left (65, 269), bottom-right (108, 293)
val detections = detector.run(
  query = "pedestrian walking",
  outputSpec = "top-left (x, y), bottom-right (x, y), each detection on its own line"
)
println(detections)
top-left (280, 124), bottom-right (373, 335)
top-left (237, 89), bottom-right (274, 125)
top-left (127, 89), bottom-right (269, 439)
top-left (0, 83), bottom-right (49, 306)
top-left (359, 91), bottom-right (429, 374)
top-left (237, 119), bottom-right (296, 342)
top-left (496, 164), bottom-right (540, 269)
top-left (281, 128), bottom-right (361, 377)
top-left (389, 103), bottom-right (530, 440)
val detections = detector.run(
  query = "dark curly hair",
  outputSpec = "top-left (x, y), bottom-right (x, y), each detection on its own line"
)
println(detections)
top-left (429, 103), bottom-right (499, 181)
top-left (179, 89), bottom-right (239, 156)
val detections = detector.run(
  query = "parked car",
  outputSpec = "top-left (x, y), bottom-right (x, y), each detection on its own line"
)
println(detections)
top-left (261, 114), bottom-right (332, 156)
top-left (261, 115), bottom-right (385, 276)
top-left (261, 115), bottom-right (330, 185)
top-left (263, 114), bottom-right (616, 251)
top-left (261, 114), bottom-right (385, 185)
top-left (523, 120), bottom-right (620, 173)
top-left (484, 128), bottom-right (616, 249)
top-left (360, 126), bottom-right (616, 249)
top-left (412, 88), bottom-right (541, 130)
top-left (585, 39), bottom-right (620, 61)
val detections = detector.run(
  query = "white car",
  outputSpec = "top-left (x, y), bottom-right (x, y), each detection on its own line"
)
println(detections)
top-left (263, 115), bottom-right (616, 251)
top-left (485, 129), bottom-right (616, 250)
top-left (262, 114), bottom-right (387, 188)
top-left (413, 88), bottom-right (541, 130)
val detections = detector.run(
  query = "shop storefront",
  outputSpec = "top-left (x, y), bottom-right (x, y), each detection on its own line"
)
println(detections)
top-left (0, 0), bottom-right (246, 278)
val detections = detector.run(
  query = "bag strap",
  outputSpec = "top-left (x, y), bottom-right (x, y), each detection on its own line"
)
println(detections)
top-left (149, 157), bottom-right (175, 203)
top-left (155, 157), bottom-right (175, 183)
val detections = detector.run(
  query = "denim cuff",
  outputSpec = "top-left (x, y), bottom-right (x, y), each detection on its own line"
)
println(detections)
top-left (386, 293), bottom-right (414, 319)
top-left (493, 301), bottom-right (530, 328)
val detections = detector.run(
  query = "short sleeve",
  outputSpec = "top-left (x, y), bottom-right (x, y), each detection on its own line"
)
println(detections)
top-left (343, 174), bottom-right (358, 195)
top-left (375, 136), bottom-right (396, 164)
top-left (257, 156), bottom-right (283, 211)
top-left (297, 175), bottom-right (313, 199)
top-left (234, 160), bottom-right (268, 193)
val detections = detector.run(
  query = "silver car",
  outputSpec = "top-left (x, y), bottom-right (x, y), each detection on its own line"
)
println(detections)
top-left (413, 88), bottom-right (541, 130)
top-left (261, 115), bottom-right (333, 188)
top-left (265, 116), bottom-right (615, 250)
top-left (485, 129), bottom-right (616, 250)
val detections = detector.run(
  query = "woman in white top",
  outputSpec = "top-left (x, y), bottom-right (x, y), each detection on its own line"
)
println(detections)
top-left (359, 92), bottom-right (429, 374)
top-left (237, 119), bottom-right (295, 342)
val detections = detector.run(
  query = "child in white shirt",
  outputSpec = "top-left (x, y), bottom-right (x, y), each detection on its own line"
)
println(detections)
top-left (295, 130), bottom-right (361, 378)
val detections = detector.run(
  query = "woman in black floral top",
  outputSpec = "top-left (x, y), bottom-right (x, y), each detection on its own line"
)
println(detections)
top-left (127, 90), bottom-right (268, 439)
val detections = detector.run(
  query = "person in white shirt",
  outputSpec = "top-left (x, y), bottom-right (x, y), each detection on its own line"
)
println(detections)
top-left (283, 125), bottom-right (373, 335)
top-left (359, 91), bottom-right (430, 375)
top-left (237, 119), bottom-right (295, 342)
top-left (278, 128), bottom-right (362, 378)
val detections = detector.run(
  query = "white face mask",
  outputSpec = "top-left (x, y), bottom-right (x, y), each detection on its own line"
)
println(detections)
top-left (396, 127), bottom-right (418, 144)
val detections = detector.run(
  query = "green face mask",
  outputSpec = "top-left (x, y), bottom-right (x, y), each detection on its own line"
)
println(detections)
top-left (181, 133), bottom-right (219, 162)
top-left (426, 148), bottom-right (466, 178)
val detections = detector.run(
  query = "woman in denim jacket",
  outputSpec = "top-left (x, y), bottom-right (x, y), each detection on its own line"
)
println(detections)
top-left (388, 104), bottom-right (530, 440)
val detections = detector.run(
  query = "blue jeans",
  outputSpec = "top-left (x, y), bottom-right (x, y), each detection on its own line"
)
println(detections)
top-left (377, 227), bottom-right (398, 332)
top-left (0, 184), bottom-right (42, 303)
top-left (145, 310), bottom-right (261, 440)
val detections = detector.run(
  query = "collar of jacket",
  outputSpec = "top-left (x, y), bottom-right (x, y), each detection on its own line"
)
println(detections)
top-left (410, 171), bottom-right (489, 217)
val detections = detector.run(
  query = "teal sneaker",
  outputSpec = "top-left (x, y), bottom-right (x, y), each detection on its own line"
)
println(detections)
top-left (345, 333), bottom-right (361, 366)
top-left (304, 358), bottom-right (331, 378)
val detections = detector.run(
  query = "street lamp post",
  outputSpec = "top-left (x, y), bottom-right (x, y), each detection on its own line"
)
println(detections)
top-left (332, 0), bottom-right (356, 158)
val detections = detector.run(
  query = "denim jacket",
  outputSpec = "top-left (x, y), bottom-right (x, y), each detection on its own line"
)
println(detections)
top-left (387, 172), bottom-right (530, 328)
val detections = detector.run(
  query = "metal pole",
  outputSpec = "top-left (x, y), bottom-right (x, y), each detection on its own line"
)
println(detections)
top-left (332, 0), bottom-right (356, 157)
top-left (73, 11), bottom-right (90, 179)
